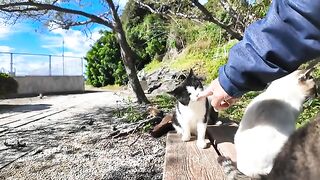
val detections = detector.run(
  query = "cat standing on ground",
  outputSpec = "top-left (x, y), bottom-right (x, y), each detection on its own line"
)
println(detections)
top-left (168, 69), bottom-right (217, 149)
top-left (232, 69), bottom-right (316, 178)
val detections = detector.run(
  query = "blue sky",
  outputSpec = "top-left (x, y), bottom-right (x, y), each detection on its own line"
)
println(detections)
top-left (0, 0), bottom-right (207, 76)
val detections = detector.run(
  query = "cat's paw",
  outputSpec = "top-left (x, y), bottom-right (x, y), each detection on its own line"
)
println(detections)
top-left (196, 140), bottom-right (207, 149)
top-left (181, 135), bottom-right (191, 142)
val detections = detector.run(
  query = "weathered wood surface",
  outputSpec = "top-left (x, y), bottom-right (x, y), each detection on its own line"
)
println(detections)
top-left (207, 124), bottom-right (238, 162)
top-left (163, 131), bottom-right (225, 180)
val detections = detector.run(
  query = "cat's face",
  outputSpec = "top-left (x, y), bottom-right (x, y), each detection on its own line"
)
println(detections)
top-left (270, 68), bottom-right (317, 97)
top-left (297, 69), bottom-right (317, 97)
top-left (168, 69), bottom-right (203, 106)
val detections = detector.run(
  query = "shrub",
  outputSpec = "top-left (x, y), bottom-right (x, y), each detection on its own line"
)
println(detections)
top-left (0, 73), bottom-right (18, 96)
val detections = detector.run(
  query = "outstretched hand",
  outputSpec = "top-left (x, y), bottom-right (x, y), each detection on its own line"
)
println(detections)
top-left (197, 78), bottom-right (237, 111)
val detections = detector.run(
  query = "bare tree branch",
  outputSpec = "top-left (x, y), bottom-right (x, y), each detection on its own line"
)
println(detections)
top-left (133, 0), bottom-right (171, 18)
top-left (190, 0), bottom-right (242, 40)
top-left (50, 18), bottom-right (95, 30)
top-left (0, 1), bottom-right (113, 28)
top-left (218, 0), bottom-right (245, 29)
top-left (134, 0), bottom-right (243, 40)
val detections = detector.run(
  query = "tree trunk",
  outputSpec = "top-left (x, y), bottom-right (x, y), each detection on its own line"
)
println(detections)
top-left (107, 0), bottom-right (150, 104)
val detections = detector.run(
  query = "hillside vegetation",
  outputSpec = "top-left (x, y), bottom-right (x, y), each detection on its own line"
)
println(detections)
top-left (85, 0), bottom-right (319, 127)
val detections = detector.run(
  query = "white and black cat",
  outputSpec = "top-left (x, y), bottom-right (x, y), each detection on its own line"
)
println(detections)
top-left (168, 69), bottom-right (218, 148)
top-left (218, 68), bottom-right (316, 179)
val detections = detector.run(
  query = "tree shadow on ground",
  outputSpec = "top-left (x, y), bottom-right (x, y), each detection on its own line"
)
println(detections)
top-left (0, 104), bottom-right (165, 179)
top-left (0, 106), bottom-right (117, 167)
top-left (103, 165), bottom-right (162, 180)
top-left (0, 104), bottom-right (52, 114)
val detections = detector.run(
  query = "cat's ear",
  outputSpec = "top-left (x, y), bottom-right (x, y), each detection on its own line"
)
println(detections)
top-left (299, 68), bottom-right (315, 82)
top-left (167, 87), bottom-right (180, 96)
top-left (187, 69), bottom-right (194, 79)
top-left (167, 90), bottom-right (175, 96)
top-left (189, 69), bottom-right (194, 75)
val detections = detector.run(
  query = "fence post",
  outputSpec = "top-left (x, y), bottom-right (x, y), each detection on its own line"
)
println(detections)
top-left (10, 53), bottom-right (13, 76)
top-left (81, 58), bottom-right (84, 76)
top-left (49, 55), bottom-right (52, 76)
top-left (62, 39), bottom-right (65, 76)
top-left (62, 56), bottom-right (65, 76)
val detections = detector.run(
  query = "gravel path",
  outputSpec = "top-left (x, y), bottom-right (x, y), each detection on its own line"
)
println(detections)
top-left (0, 91), bottom-right (165, 180)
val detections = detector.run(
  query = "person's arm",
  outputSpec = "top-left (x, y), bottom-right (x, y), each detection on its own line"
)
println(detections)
top-left (219, 0), bottom-right (320, 97)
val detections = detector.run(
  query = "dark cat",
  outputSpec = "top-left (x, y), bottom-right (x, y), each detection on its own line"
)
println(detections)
top-left (168, 69), bottom-right (218, 148)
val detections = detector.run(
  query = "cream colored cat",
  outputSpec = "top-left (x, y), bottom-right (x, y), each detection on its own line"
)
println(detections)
top-left (234, 68), bottom-right (316, 178)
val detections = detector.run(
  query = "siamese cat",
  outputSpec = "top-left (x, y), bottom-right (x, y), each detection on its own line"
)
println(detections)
top-left (219, 68), bottom-right (317, 179)
top-left (168, 69), bottom-right (218, 149)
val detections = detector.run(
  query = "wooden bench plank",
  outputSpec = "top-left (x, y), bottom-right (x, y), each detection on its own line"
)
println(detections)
top-left (207, 125), bottom-right (238, 162)
top-left (163, 131), bottom-right (224, 180)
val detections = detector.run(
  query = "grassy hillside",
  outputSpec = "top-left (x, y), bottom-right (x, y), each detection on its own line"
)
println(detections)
top-left (144, 39), bottom-right (320, 128)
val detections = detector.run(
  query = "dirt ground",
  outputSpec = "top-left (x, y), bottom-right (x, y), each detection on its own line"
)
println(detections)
top-left (0, 91), bottom-right (165, 180)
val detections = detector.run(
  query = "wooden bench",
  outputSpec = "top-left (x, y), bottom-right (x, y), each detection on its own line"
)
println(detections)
top-left (163, 123), bottom-right (238, 180)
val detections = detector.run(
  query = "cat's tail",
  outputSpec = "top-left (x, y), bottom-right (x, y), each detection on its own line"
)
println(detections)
top-left (217, 156), bottom-right (253, 180)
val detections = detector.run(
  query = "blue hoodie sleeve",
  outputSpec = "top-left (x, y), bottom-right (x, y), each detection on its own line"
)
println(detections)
top-left (219, 0), bottom-right (320, 97)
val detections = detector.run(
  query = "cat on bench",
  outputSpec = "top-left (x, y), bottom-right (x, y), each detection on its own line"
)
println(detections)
top-left (219, 68), bottom-right (318, 179)
top-left (168, 69), bottom-right (218, 149)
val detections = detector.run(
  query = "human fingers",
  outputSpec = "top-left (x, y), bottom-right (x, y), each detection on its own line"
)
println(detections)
top-left (197, 80), bottom-right (217, 100)
top-left (210, 95), bottom-right (225, 111)
top-left (213, 98), bottom-right (238, 111)
top-left (197, 87), bottom-right (214, 100)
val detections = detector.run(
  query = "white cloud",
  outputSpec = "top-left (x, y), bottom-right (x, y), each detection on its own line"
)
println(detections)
top-left (0, 46), bottom-right (14, 73)
top-left (0, 53), bottom-right (11, 73)
top-left (0, 19), bottom-right (31, 39)
top-left (9, 53), bottom-right (84, 76)
top-left (0, 46), bottom-right (14, 52)
top-left (41, 27), bottom-right (103, 57)
top-left (0, 21), bottom-right (11, 39)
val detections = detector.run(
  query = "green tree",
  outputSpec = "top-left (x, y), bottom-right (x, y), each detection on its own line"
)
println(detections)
top-left (125, 14), bottom-right (168, 68)
top-left (85, 31), bottom-right (127, 87)
top-left (122, 0), bottom-right (168, 68)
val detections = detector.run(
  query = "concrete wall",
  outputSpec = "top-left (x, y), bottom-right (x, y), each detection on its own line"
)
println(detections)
top-left (14, 76), bottom-right (84, 95)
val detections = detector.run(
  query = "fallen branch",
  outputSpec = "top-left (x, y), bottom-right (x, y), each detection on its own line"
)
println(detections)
top-left (128, 133), bottom-right (142, 146)
top-left (108, 116), bottom-right (162, 138)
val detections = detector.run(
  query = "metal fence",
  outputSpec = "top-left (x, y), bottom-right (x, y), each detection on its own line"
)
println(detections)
top-left (0, 52), bottom-right (84, 76)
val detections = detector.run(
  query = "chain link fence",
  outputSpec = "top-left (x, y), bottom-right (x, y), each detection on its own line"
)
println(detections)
top-left (0, 52), bottom-right (84, 76)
